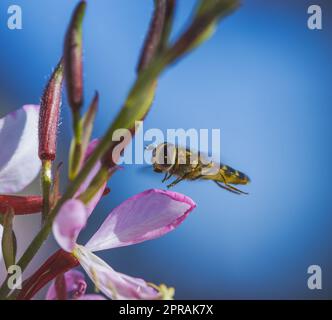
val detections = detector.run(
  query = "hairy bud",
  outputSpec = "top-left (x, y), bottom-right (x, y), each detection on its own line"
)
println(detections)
top-left (38, 59), bottom-right (64, 161)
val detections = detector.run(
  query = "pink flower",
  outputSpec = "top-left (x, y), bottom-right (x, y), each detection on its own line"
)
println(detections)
top-left (0, 105), bottom-right (41, 269)
top-left (53, 189), bottom-right (196, 300)
top-left (46, 270), bottom-right (105, 300)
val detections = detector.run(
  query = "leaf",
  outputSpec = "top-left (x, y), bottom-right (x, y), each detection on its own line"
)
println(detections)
top-left (0, 207), bottom-right (17, 269)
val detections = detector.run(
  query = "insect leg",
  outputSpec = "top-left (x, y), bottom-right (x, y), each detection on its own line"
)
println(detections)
top-left (167, 175), bottom-right (187, 189)
top-left (213, 181), bottom-right (242, 195)
top-left (226, 184), bottom-right (248, 195)
top-left (162, 171), bottom-right (173, 183)
top-left (218, 174), bottom-right (248, 195)
top-left (162, 172), bottom-right (168, 182)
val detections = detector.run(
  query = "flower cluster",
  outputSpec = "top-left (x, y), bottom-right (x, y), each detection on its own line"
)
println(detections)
top-left (0, 0), bottom-right (239, 300)
top-left (0, 106), bottom-right (195, 300)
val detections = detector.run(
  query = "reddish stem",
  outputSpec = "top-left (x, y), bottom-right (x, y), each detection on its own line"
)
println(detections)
top-left (0, 195), bottom-right (43, 215)
top-left (55, 273), bottom-right (67, 300)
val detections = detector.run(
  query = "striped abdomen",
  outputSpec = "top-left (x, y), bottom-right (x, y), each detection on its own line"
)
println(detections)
top-left (202, 163), bottom-right (250, 185)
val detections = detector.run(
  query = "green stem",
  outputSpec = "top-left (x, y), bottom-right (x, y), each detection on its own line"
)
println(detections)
top-left (73, 110), bottom-right (82, 142)
top-left (69, 110), bottom-right (83, 180)
top-left (41, 160), bottom-right (52, 224)
top-left (78, 166), bottom-right (109, 204)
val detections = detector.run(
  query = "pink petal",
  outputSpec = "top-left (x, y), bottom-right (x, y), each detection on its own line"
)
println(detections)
top-left (86, 189), bottom-right (196, 252)
top-left (76, 294), bottom-right (106, 300)
top-left (0, 225), bottom-right (3, 267)
top-left (53, 200), bottom-right (88, 252)
top-left (75, 139), bottom-right (106, 216)
top-left (85, 138), bottom-right (99, 159)
top-left (75, 245), bottom-right (160, 300)
top-left (46, 270), bottom-right (87, 300)
top-left (0, 105), bottom-right (41, 193)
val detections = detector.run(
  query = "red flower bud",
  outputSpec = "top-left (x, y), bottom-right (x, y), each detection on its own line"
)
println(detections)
top-left (38, 59), bottom-right (64, 161)
top-left (17, 249), bottom-right (79, 300)
top-left (0, 195), bottom-right (43, 215)
top-left (64, 0), bottom-right (86, 111)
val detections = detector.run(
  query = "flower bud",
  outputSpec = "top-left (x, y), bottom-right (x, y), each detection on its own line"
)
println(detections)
top-left (137, 0), bottom-right (167, 72)
top-left (38, 59), bottom-right (64, 161)
top-left (64, 0), bottom-right (86, 111)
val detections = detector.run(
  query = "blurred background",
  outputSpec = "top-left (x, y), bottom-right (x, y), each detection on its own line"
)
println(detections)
top-left (0, 0), bottom-right (331, 299)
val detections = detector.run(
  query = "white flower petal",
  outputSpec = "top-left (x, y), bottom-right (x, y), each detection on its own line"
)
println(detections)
top-left (0, 105), bottom-right (41, 193)
top-left (75, 245), bottom-right (160, 300)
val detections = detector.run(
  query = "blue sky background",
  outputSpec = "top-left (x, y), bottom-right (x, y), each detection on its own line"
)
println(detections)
top-left (0, 0), bottom-right (332, 299)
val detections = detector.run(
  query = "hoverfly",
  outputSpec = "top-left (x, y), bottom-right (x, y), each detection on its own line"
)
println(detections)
top-left (149, 143), bottom-right (250, 195)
